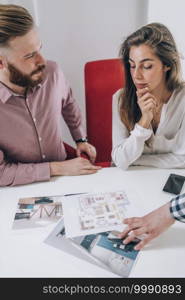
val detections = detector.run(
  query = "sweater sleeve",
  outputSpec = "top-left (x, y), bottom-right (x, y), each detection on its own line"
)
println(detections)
top-left (133, 153), bottom-right (185, 168)
top-left (111, 90), bottom-right (153, 170)
top-left (133, 110), bottom-right (185, 168)
top-left (0, 149), bottom-right (50, 187)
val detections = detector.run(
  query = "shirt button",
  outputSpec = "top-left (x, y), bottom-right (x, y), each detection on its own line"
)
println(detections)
top-left (33, 118), bottom-right (36, 123)
top-left (42, 154), bottom-right (46, 159)
top-left (39, 137), bottom-right (42, 141)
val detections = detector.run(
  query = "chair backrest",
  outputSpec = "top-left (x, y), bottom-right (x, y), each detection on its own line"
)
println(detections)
top-left (84, 58), bottom-right (124, 163)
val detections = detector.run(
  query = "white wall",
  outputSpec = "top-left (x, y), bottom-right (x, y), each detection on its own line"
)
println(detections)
top-left (148, 0), bottom-right (185, 79)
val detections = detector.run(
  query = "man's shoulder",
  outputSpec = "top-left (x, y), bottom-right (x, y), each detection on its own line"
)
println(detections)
top-left (44, 60), bottom-right (66, 83)
top-left (43, 60), bottom-right (68, 94)
top-left (45, 60), bottom-right (60, 73)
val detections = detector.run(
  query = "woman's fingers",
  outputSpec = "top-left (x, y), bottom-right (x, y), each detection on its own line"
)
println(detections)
top-left (122, 227), bottom-right (148, 244)
top-left (138, 92), bottom-right (156, 105)
top-left (118, 217), bottom-right (143, 239)
top-left (134, 234), bottom-right (154, 250)
top-left (139, 98), bottom-right (156, 107)
top-left (136, 87), bottom-right (149, 97)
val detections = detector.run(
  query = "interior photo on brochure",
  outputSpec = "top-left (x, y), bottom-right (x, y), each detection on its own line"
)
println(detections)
top-left (45, 218), bottom-right (140, 278)
top-left (12, 195), bottom-right (63, 230)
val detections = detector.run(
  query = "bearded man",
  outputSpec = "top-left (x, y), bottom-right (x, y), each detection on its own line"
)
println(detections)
top-left (0, 4), bottom-right (100, 186)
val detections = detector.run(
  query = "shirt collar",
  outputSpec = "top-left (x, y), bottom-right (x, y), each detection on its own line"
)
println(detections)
top-left (0, 82), bottom-right (14, 103)
top-left (0, 80), bottom-right (43, 103)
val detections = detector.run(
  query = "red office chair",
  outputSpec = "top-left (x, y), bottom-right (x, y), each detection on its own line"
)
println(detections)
top-left (84, 58), bottom-right (124, 165)
top-left (64, 143), bottom-right (76, 159)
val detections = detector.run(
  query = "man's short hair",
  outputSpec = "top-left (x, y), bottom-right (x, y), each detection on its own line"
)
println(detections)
top-left (0, 4), bottom-right (33, 47)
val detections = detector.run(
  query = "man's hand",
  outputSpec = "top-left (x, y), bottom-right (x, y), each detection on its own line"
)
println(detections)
top-left (49, 157), bottom-right (101, 176)
top-left (137, 87), bottom-right (157, 128)
top-left (76, 142), bottom-right (96, 163)
top-left (119, 202), bottom-right (175, 250)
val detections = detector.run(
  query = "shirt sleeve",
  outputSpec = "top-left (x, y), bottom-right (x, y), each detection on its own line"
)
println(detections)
top-left (133, 153), bottom-right (185, 168)
top-left (58, 68), bottom-right (86, 141)
top-left (111, 90), bottom-right (153, 170)
top-left (0, 150), bottom-right (50, 187)
top-left (133, 111), bottom-right (185, 168)
top-left (170, 193), bottom-right (185, 222)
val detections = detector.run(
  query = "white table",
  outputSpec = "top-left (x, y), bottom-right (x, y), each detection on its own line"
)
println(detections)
top-left (0, 166), bottom-right (185, 278)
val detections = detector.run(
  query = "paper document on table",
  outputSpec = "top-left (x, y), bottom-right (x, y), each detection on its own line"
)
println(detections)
top-left (45, 218), bottom-right (140, 278)
top-left (62, 190), bottom-right (139, 238)
top-left (12, 193), bottom-right (86, 230)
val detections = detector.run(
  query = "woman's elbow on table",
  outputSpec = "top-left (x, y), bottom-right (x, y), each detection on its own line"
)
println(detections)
top-left (111, 148), bottom-right (130, 170)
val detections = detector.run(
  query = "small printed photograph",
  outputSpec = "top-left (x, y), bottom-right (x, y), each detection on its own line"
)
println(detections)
top-left (12, 195), bottom-right (63, 230)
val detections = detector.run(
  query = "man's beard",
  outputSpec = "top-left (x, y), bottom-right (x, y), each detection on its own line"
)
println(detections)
top-left (7, 63), bottom-right (46, 88)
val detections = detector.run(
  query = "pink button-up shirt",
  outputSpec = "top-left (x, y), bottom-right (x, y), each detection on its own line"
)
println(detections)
top-left (0, 60), bottom-right (85, 186)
